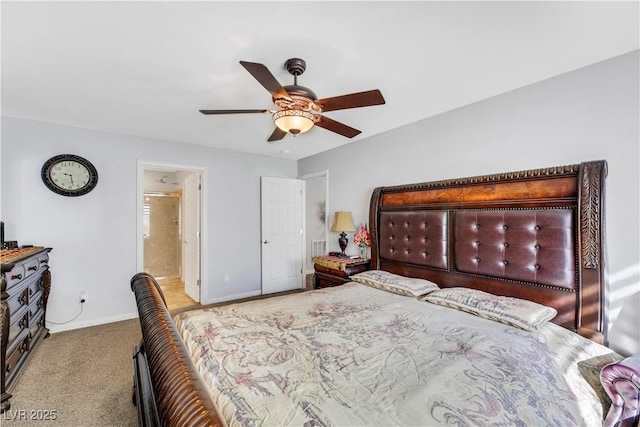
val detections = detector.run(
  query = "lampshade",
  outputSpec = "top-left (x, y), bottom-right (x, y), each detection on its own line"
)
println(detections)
top-left (330, 211), bottom-right (355, 232)
top-left (273, 110), bottom-right (315, 135)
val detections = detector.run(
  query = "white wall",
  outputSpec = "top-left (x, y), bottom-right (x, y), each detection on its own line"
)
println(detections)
top-left (143, 170), bottom-right (181, 193)
top-left (1, 118), bottom-right (297, 332)
top-left (299, 51), bottom-right (640, 356)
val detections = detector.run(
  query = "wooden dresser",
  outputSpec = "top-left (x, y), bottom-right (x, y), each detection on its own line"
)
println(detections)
top-left (1, 247), bottom-right (52, 412)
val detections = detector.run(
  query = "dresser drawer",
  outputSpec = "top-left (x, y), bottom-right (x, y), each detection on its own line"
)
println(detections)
top-left (5, 335), bottom-right (29, 385)
top-left (29, 309), bottom-right (46, 343)
top-left (22, 256), bottom-right (42, 281)
top-left (36, 251), bottom-right (49, 267)
top-left (4, 264), bottom-right (26, 290)
top-left (7, 283), bottom-right (29, 315)
top-left (314, 264), bottom-right (348, 278)
top-left (314, 272), bottom-right (350, 288)
top-left (29, 291), bottom-right (44, 318)
top-left (28, 275), bottom-right (46, 302)
top-left (7, 310), bottom-right (30, 354)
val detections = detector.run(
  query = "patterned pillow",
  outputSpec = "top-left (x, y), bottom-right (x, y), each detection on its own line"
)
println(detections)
top-left (350, 270), bottom-right (440, 297)
top-left (422, 288), bottom-right (557, 331)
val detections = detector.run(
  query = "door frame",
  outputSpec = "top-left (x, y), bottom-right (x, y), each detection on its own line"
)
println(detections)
top-left (136, 161), bottom-right (207, 300)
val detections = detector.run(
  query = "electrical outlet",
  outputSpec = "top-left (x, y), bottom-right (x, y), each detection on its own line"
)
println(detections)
top-left (80, 293), bottom-right (87, 304)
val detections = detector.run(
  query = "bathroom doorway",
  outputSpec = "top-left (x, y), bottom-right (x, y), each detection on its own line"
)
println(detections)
top-left (143, 192), bottom-right (181, 278)
top-left (138, 163), bottom-right (204, 311)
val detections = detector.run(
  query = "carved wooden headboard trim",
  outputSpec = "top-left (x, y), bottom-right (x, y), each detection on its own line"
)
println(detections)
top-left (369, 160), bottom-right (608, 344)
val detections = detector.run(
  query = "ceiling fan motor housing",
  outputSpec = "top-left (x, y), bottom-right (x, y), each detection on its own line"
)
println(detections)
top-left (284, 58), bottom-right (306, 76)
top-left (278, 58), bottom-right (319, 107)
top-left (282, 85), bottom-right (317, 101)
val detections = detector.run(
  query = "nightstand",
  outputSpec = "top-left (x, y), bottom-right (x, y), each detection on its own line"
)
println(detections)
top-left (312, 256), bottom-right (371, 289)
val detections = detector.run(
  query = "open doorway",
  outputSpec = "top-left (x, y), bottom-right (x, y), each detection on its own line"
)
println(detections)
top-left (300, 170), bottom-right (328, 288)
top-left (137, 162), bottom-right (204, 311)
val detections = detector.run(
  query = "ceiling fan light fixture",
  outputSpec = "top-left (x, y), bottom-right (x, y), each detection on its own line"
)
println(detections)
top-left (273, 109), bottom-right (315, 135)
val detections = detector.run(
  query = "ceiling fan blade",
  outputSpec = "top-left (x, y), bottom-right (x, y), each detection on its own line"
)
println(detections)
top-left (316, 89), bottom-right (385, 112)
top-left (268, 127), bottom-right (287, 142)
top-left (315, 115), bottom-right (361, 138)
top-left (239, 61), bottom-right (291, 101)
top-left (199, 109), bottom-right (268, 114)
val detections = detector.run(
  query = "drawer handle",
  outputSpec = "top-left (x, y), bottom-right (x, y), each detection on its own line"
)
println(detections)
top-left (6, 364), bottom-right (11, 373)
top-left (20, 317), bottom-right (28, 330)
top-left (28, 265), bottom-right (38, 272)
top-left (40, 259), bottom-right (47, 264)
top-left (11, 273), bottom-right (22, 280)
top-left (18, 293), bottom-right (27, 305)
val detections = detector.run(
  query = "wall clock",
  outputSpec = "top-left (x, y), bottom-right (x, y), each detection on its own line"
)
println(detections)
top-left (41, 154), bottom-right (98, 197)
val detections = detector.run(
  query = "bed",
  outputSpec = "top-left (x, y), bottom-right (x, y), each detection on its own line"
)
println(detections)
top-left (130, 159), bottom-right (633, 426)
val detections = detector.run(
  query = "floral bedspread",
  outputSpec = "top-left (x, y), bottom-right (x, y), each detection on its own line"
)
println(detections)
top-left (174, 283), bottom-right (619, 427)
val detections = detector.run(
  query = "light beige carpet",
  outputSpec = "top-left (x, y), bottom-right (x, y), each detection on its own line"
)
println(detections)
top-left (3, 319), bottom-right (140, 427)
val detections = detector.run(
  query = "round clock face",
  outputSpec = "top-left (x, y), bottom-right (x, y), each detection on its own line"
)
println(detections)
top-left (41, 154), bottom-right (98, 197)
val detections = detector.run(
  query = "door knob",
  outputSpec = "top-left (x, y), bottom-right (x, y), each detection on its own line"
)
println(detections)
top-left (263, 240), bottom-right (271, 244)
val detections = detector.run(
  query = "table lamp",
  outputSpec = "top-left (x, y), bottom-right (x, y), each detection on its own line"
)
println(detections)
top-left (330, 211), bottom-right (355, 257)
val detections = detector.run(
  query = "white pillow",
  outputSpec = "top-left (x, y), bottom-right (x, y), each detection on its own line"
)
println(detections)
top-left (350, 270), bottom-right (440, 297)
top-left (422, 287), bottom-right (557, 331)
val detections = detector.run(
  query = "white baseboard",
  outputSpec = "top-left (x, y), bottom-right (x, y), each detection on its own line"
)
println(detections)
top-left (46, 288), bottom-right (298, 333)
top-left (201, 290), bottom-right (262, 305)
top-left (47, 311), bottom-right (139, 334)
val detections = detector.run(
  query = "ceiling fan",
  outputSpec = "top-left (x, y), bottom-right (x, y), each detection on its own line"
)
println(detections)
top-left (199, 58), bottom-right (385, 142)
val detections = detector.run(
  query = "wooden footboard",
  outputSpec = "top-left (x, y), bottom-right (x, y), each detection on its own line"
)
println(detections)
top-left (130, 272), bottom-right (223, 427)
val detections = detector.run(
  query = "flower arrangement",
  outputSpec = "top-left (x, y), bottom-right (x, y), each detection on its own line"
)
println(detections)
top-left (353, 223), bottom-right (371, 258)
top-left (353, 223), bottom-right (371, 248)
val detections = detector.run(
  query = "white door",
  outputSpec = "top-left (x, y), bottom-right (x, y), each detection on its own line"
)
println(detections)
top-left (261, 177), bottom-right (304, 294)
top-left (183, 173), bottom-right (201, 302)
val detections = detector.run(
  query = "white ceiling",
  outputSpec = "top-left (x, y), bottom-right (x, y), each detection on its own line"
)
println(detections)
top-left (2, 1), bottom-right (638, 160)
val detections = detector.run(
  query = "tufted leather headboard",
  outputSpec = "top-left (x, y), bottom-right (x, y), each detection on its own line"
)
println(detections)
top-left (369, 160), bottom-right (608, 344)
